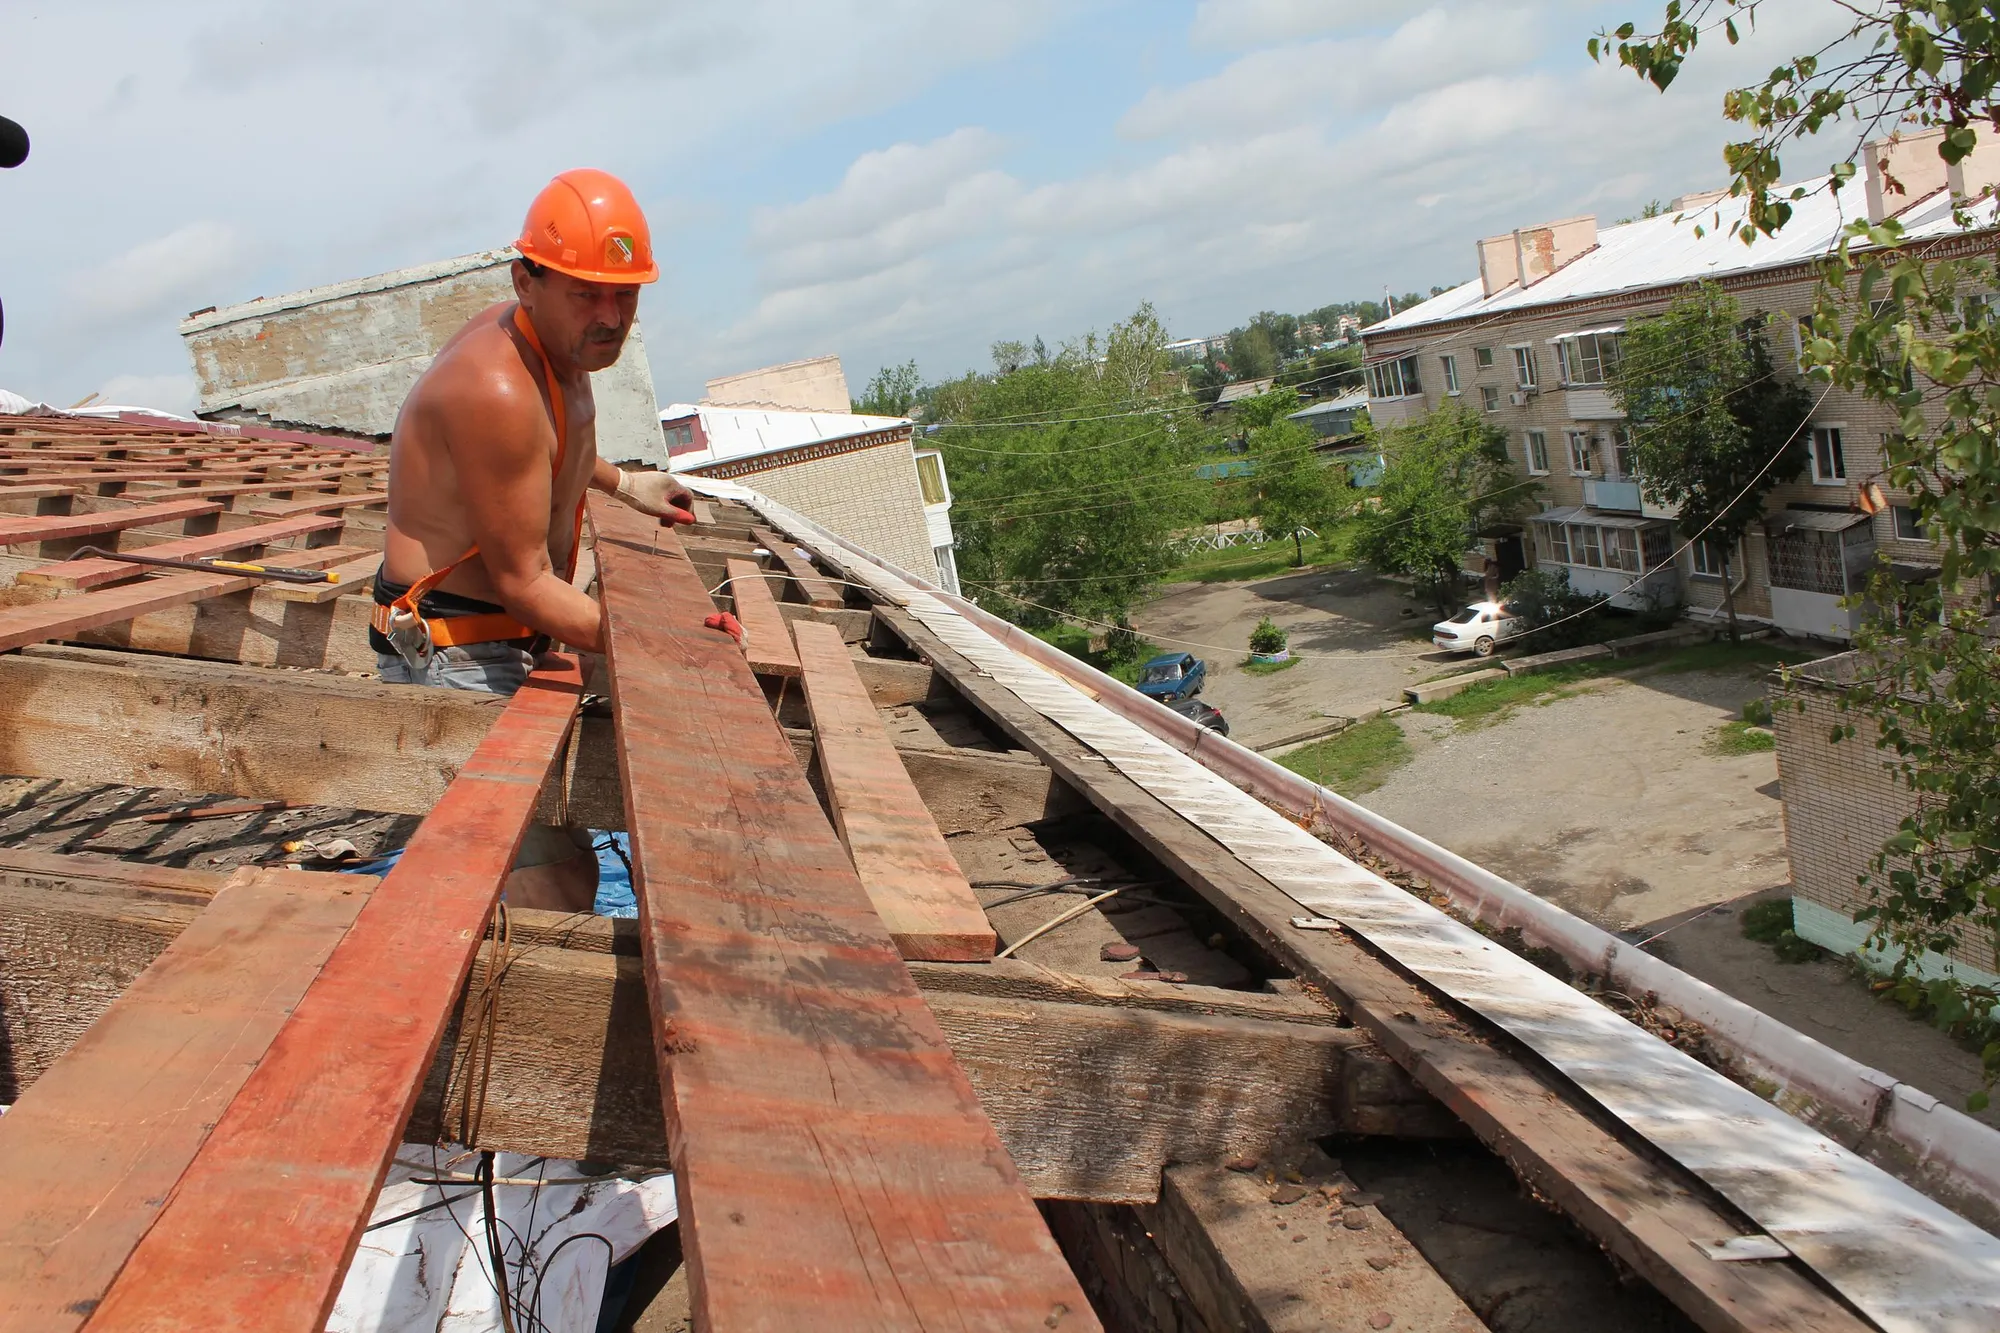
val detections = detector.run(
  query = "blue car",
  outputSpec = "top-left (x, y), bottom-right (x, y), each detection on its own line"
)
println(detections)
top-left (1136, 651), bottom-right (1206, 702)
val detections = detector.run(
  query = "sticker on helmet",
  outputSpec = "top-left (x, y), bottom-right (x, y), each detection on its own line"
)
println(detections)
top-left (605, 235), bottom-right (634, 266)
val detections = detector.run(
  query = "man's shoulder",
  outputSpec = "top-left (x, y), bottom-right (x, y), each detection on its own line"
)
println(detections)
top-left (409, 312), bottom-right (545, 439)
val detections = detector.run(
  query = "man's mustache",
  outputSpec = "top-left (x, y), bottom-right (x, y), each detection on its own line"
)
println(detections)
top-left (584, 324), bottom-right (625, 343)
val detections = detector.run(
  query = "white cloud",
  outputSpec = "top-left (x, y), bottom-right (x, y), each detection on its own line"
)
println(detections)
top-left (69, 221), bottom-right (252, 326)
top-left (96, 372), bottom-right (198, 413)
top-left (1188, 0), bottom-right (1394, 50)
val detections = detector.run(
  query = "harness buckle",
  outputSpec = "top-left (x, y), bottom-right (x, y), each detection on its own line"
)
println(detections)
top-left (384, 606), bottom-right (434, 671)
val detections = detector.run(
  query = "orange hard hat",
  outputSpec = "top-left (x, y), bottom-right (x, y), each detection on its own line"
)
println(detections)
top-left (515, 168), bottom-right (658, 284)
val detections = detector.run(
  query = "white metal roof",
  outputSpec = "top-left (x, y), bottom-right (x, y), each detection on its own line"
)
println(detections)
top-left (663, 402), bottom-right (911, 472)
top-left (1287, 388), bottom-right (1369, 419)
top-left (1215, 377), bottom-right (1276, 404)
top-left (1366, 182), bottom-right (2000, 341)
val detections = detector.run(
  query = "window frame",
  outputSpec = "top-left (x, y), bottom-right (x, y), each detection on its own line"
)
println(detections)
top-left (1480, 384), bottom-right (1501, 413)
top-left (914, 449), bottom-right (951, 506)
top-left (1809, 424), bottom-right (1847, 485)
top-left (1441, 354), bottom-right (1460, 395)
top-left (1691, 536), bottom-right (1740, 579)
top-left (1366, 353), bottom-right (1424, 400)
top-left (1474, 346), bottom-right (1495, 369)
top-left (1572, 523), bottom-right (1604, 568)
top-left (1542, 521), bottom-right (1570, 564)
top-left (1892, 504), bottom-right (1925, 541)
top-left (1608, 425), bottom-right (1635, 480)
top-left (1524, 429), bottom-right (1550, 475)
top-left (1510, 344), bottom-right (1539, 390)
top-left (1555, 331), bottom-right (1621, 387)
top-left (1565, 428), bottom-right (1594, 477)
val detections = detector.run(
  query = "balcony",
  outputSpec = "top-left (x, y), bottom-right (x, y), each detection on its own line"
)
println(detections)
top-left (1583, 478), bottom-right (1642, 512)
top-left (1564, 387), bottom-right (1622, 420)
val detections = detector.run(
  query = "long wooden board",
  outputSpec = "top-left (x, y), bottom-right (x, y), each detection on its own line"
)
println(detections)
top-left (0, 867), bottom-right (370, 1332)
top-left (874, 602), bottom-right (1875, 1333)
top-left (723, 554), bottom-right (800, 677)
top-left (248, 490), bottom-right (389, 519)
top-left (0, 497), bottom-right (221, 546)
top-left (590, 499), bottom-right (1094, 1330)
top-left (82, 657), bottom-right (585, 1333)
top-left (14, 514), bottom-right (342, 590)
top-left (753, 524), bottom-right (845, 607)
top-left (793, 617), bottom-right (995, 961)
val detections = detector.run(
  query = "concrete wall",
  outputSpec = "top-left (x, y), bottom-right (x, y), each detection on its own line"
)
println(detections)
top-left (1774, 660), bottom-right (2000, 984)
top-left (704, 355), bottom-right (851, 414)
top-left (180, 250), bottom-right (665, 466)
top-left (728, 438), bottom-right (942, 583)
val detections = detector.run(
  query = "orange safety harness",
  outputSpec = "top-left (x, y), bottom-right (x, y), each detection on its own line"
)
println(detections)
top-left (372, 305), bottom-right (589, 657)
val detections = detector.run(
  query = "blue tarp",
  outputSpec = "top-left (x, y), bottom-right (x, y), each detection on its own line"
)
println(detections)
top-left (343, 831), bottom-right (638, 917)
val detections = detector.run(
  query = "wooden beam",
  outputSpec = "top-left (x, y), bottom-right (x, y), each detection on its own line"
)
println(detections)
top-left (0, 875), bottom-right (1421, 1206)
top-left (0, 496), bottom-right (220, 546)
top-left (874, 603), bottom-right (1875, 1333)
top-left (794, 618), bottom-right (995, 961)
top-left (722, 554), bottom-right (799, 677)
top-left (83, 657), bottom-right (585, 1333)
top-left (786, 727), bottom-right (1085, 836)
top-left (14, 514), bottom-right (343, 590)
top-left (247, 490), bottom-right (388, 519)
top-left (590, 501), bottom-right (1095, 1327)
top-left (753, 524), bottom-right (846, 607)
top-left (0, 867), bottom-right (370, 1332)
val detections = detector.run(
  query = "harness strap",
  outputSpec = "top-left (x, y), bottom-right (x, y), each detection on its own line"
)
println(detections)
top-left (382, 303), bottom-right (588, 652)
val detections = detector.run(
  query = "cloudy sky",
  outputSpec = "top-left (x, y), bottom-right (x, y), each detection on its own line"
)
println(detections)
top-left (0, 1), bottom-right (1851, 414)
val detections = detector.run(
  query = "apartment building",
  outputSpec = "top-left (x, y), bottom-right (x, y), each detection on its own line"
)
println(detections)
top-left (1359, 131), bottom-right (2000, 638)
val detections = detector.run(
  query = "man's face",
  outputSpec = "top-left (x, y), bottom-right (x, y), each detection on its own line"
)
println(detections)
top-left (516, 264), bottom-right (640, 373)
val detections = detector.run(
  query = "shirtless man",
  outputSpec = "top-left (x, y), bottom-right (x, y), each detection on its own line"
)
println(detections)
top-left (372, 169), bottom-right (693, 908)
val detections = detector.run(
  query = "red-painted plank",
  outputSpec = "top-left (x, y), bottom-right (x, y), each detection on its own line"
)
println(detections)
top-left (83, 657), bottom-right (584, 1333)
top-left (793, 618), bottom-right (996, 961)
top-left (247, 489), bottom-right (389, 518)
top-left (724, 555), bottom-right (800, 677)
top-left (0, 498), bottom-right (222, 546)
top-left (14, 514), bottom-right (342, 589)
top-left (0, 867), bottom-right (372, 1332)
top-left (0, 546), bottom-right (355, 654)
top-left (591, 499), bottom-right (1092, 1331)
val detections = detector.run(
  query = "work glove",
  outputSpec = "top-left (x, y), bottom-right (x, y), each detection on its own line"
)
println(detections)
top-left (703, 611), bottom-right (744, 645)
top-left (614, 468), bottom-right (696, 526)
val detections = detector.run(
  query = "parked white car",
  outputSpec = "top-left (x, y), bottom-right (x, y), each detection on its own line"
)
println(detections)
top-left (1432, 601), bottom-right (1527, 657)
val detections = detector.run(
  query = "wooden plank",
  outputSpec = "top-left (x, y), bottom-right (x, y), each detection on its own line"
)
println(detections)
top-left (794, 618), bottom-right (994, 961)
top-left (0, 484), bottom-right (80, 502)
top-left (0, 868), bottom-right (370, 1333)
top-left (786, 728), bottom-right (1085, 835)
top-left (14, 514), bottom-right (343, 590)
top-left (0, 497), bottom-right (221, 547)
top-left (247, 490), bottom-right (388, 518)
top-left (0, 847), bottom-right (225, 904)
top-left (83, 656), bottom-right (585, 1333)
top-left (753, 525), bottom-right (846, 607)
top-left (723, 554), bottom-right (800, 677)
top-left (0, 644), bottom-right (619, 828)
top-left (262, 552), bottom-right (378, 603)
top-left (875, 603), bottom-right (1876, 1333)
top-left (591, 500), bottom-right (1094, 1329)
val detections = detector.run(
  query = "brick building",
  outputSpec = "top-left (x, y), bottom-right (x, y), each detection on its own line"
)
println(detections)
top-left (1773, 652), bottom-right (2000, 986)
top-left (1359, 130), bottom-right (2000, 639)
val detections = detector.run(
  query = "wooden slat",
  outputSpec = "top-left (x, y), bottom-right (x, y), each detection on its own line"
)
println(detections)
top-left (0, 867), bottom-right (371, 1332)
top-left (247, 490), bottom-right (388, 518)
top-left (875, 603), bottom-right (1876, 1333)
top-left (0, 545), bottom-right (355, 654)
top-left (0, 498), bottom-right (221, 546)
top-left (754, 524), bottom-right (846, 607)
top-left (82, 657), bottom-right (585, 1333)
top-left (0, 484), bottom-right (80, 502)
top-left (793, 618), bottom-right (995, 961)
top-left (263, 552), bottom-right (378, 603)
top-left (14, 514), bottom-right (342, 589)
top-left (723, 555), bottom-right (800, 677)
top-left (590, 500), bottom-right (1094, 1330)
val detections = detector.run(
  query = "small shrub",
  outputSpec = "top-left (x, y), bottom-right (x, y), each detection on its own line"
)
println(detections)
top-left (1500, 567), bottom-right (1603, 650)
top-left (1248, 616), bottom-right (1289, 655)
top-left (1742, 697), bottom-right (1774, 726)
top-left (1740, 896), bottom-right (1824, 963)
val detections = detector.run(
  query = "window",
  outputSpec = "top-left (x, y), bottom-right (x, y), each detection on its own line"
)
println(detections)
top-left (1869, 299), bottom-right (1917, 391)
top-left (914, 451), bottom-right (949, 506)
top-left (1566, 429), bottom-right (1594, 476)
top-left (1572, 523), bottom-right (1604, 568)
top-left (1525, 429), bottom-right (1550, 474)
top-left (1511, 345), bottom-right (1539, 389)
top-left (1555, 331), bottom-right (1622, 386)
top-left (1441, 354), bottom-right (1460, 395)
top-left (1641, 525), bottom-right (1673, 569)
top-left (1692, 537), bottom-right (1738, 578)
top-left (1542, 522), bottom-right (1570, 564)
top-left (1608, 425), bottom-right (1635, 480)
top-left (1606, 527), bottom-right (1641, 573)
top-left (1893, 505), bottom-right (1924, 541)
top-left (662, 420), bottom-right (698, 454)
top-left (1474, 346), bottom-right (1495, 369)
top-left (1810, 426), bottom-right (1846, 484)
top-left (1366, 354), bottom-right (1422, 399)
top-left (1481, 385), bottom-right (1501, 412)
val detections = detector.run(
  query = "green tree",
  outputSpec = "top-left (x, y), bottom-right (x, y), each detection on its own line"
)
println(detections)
top-left (1599, 0), bottom-right (2000, 1095)
top-left (1225, 324), bottom-right (1279, 381)
top-left (1239, 388), bottom-right (1344, 566)
top-left (1351, 405), bottom-right (1528, 614)
top-left (1608, 283), bottom-right (1814, 640)
top-left (932, 303), bottom-right (1211, 625)
top-left (853, 359), bottom-right (925, 416)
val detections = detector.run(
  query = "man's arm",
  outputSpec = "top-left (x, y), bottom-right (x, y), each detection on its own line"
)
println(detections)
top-left (591, 457), bottom-right (696, 522)
top-left (450, 378), bottom-right (607, 654)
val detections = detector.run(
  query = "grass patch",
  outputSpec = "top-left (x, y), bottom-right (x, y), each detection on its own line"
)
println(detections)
top-left (1240, 654), bottom-right (1301, 676)
top-left (1740, 896), bottom-right (1825, 963)
top-left (1277, 716), bottom-right (1411, 794)
top-left (1164, 522), bottom-right (1357, 584)
top-left (1412, 662), bottom-right (1610, 727)
top-left (1707, 720), bottom-right (1777, 756)
top-left (1031, 623), bottom-right (1159, 687)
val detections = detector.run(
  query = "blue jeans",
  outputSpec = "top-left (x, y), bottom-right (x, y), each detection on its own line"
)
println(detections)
top-left (375, 642), bottom-right (536, 694)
